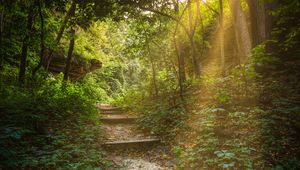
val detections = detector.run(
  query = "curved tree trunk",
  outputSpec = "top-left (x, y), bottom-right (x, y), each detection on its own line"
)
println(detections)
top-left (46, 1), bottom-right (76, 70)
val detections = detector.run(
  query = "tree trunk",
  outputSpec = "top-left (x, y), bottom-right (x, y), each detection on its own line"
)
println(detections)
top-left (145, 40), bottom-right (158, 97)
top-left (173, 0), bottom-right (187, 100)
top-left (150, 55), bottom-right (158, 97)
top-left (188, 0), bottom-right (200, 78)
top-left (196, 0), bottom-right (206, 59)
top-left (174, 28), bottom-right (186, 101)
top-left (219, 0), bottom-right (225, 73)
top-left (229, 0), bottom-right (251, 64)
top-left (32, 0), bottom-right (45, 76)
top-left (46, 1), bottom-right (76, 70)
top-left (247, 0), bottom-right (266, 47)
top-left (264, 1), bottom-right (278, 53)
top-left (63, 28), bottom-right (75, 81)
top-left (174, 31), bottom-right (185, 101)
top-left (55, 1), bottom-right (75, 45)
top-left (0, 0), bottom-right (4, 69)
top-left (19, 9), bottom-right (34, 83)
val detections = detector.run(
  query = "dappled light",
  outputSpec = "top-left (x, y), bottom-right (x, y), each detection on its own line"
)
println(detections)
top-left (1, 0), bottom-right (300, 169)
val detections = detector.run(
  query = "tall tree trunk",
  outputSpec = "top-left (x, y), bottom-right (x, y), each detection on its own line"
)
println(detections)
top-left (264, 1), bottom-right (278, 53)
top-left (188, 0), bottom-right (200, 78)
top-left (19, 9), bottom-right (34, 83)
top-left (32, 0), bottom-right (45, 76)
top-left (174, 30), bottom-right (185, 101)
top-left (173, 0), bottom-right (187, 100)
top-left (196, 0), bottom-right (206, 59)
top-left (46, 1), bottom-right (76, 70)
top-left (229, 0), bottom-right (251, 64)
top-left (247, 0), bottom-right (266, 47)
top-left (63, 28), bottom-right (75, 81)
top-left (0, 2), bottom-right (4, 69)
top-left (219, 0), bottom-right (225, 73)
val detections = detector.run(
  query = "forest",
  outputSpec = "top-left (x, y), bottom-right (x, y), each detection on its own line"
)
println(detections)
top-left (0, 0), bottom-right (300, 169)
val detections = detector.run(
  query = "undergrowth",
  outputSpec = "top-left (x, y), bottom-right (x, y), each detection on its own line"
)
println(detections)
top-left (136, 101), bottom-right (187, 139)
top-left (0, 73), bottom-right (110, 169)
top-left (172, 45), bottom-right (300, 169)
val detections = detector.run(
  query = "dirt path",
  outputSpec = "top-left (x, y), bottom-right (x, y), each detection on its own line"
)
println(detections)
top-left (98, 104), bottom-right (175, 170)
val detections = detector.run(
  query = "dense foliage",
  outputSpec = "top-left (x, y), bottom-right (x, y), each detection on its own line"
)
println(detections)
top-left (1, 0), bottom-right (300, 169)
top-left (0, 73), bottom-right (110, 169)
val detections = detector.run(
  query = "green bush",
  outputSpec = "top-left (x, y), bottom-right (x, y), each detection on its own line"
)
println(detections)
top-left (137, 101), bottom-right (187, 139)
top-left (251, 44), bottom-right (280, 73)
top-left (112, 86), bottom-right (145, 110)
top-left (0, 74), bottom-right (109, 169)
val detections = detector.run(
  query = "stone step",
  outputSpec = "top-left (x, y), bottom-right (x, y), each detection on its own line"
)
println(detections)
top-left (102, 114), bottom-right (137, 119)
top-left (102, 139), bottom-right (160, 149)
top-left (97, 104), bottom-right (124, 114)
top-left (101, 124), bottom-right (155, 142)
top-left (99, 106), bottom-right (121, 111)
top-left (101, 109), bottom-right (123, 114)
top-left (101, 116), bottom-right (138, 124)
top-left (97, 104), bottom-right (119, 110)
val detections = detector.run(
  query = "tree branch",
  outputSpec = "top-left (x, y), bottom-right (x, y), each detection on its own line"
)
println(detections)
top-left (139, 6), bottom-right (190, 38)
top-left (201, 0), bottom-right (219, 15)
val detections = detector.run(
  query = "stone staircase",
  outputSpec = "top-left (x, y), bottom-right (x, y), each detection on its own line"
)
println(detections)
top-left (98, 104), bottom-right (160, 150)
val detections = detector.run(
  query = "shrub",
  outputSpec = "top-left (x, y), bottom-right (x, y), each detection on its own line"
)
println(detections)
top-left (137, 101), bottom-right (187, 139)
top-left (0, 74), bottom-right (109, 169)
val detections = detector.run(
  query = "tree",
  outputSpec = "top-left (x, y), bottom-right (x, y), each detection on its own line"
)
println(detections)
top-left (32, 0), bottom-right (45, 76)
top-left (45, 1), bottom-right (76, 71)
top-left (188, 0), bottom-right (200, 78)
top-left (173, 1), bottom-right (188, 100)
top-left (219, 0), bottom-right (225, 73)
top-left (0, 0), bottom-right (4, 69)
top-left (229, 0), bottom-right (251, 64)
top-left (19, 5), bottom-right (34, 83)
top-left (246, 0), bottom-right (266, 47)
top-left (63, 28), bottom-right (75, 81)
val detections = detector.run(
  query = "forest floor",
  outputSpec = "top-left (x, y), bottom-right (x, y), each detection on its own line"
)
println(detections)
top-left (99, 104), bottom-right (176, 170)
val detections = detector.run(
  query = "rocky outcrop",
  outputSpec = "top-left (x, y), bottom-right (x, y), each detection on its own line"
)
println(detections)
top-left (43, 49), bottom-right (102, 80)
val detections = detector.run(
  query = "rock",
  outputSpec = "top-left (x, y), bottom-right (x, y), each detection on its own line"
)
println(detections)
top-left (42, 49), bottom-right (102, 80)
